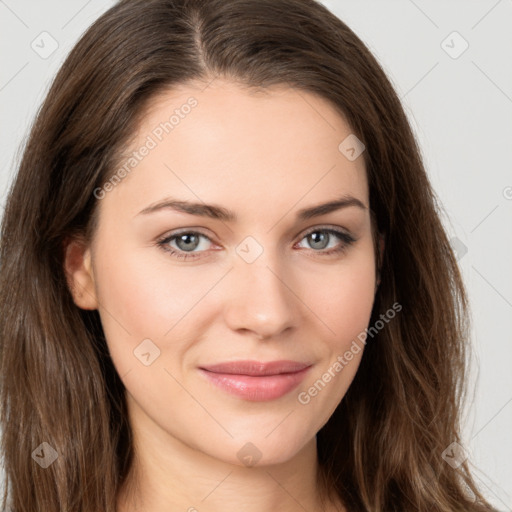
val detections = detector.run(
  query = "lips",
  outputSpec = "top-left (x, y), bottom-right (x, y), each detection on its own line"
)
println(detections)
top-left (200, 360), bottom-right (311, 376)
top-left (199, 360), bottom-right (312, 401)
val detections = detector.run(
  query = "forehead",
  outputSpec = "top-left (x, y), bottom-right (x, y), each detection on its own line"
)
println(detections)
top-left (104, 79), bottom-right (368, 222)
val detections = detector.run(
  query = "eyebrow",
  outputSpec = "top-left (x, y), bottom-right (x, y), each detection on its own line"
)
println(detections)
top-left (136, 194), bottom-right (367, 222)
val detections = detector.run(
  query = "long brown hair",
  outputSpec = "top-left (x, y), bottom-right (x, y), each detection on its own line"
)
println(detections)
top-left (0, 0), bottom-right (497, 510)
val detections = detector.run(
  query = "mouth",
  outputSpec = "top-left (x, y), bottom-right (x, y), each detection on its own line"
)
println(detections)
top-left (198, 360), bottom-right (312, 401)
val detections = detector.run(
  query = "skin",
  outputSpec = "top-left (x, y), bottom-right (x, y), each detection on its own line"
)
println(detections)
top-left (65, 78), bottom-right (382, 512)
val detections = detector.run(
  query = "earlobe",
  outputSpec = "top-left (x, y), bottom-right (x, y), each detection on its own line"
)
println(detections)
top-left (63, 238), bottom-right (98, 310)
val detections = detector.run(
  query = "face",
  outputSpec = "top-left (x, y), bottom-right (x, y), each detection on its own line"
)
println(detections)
top-left (67, 79), bottom-right (378, 467)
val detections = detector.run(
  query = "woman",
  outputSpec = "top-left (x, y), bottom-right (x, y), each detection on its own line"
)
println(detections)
top-left (0, 0), bottom-right (498, 510)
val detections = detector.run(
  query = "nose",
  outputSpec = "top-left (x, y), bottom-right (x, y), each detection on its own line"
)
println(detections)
top-left (223, 253), bottom-right (300, 340)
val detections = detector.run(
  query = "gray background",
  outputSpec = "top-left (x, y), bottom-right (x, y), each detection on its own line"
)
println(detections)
top-left (1, 1), bottom-right (511, 509)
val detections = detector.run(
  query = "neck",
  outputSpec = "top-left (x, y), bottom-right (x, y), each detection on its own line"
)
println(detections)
top-left (116, 421), bottom-right (343, 512)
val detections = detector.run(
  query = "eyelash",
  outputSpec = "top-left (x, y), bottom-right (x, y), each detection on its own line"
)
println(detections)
top-left (156, 226), bottom-right (357, 261)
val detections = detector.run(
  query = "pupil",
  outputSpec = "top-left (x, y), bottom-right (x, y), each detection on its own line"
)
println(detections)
top-left (177, 234), bottom-right (198, 251)
top-left (310, 232), bottom-right (327, 249)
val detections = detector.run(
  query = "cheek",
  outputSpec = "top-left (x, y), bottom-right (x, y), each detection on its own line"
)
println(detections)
top-left (92, 236), bottom-right (226, 376)
top-left (303, 245), bottom-right (377, 345)
top-left (95, 234), bottom-right (207, 324)
top-left (297, 244), bottom-right (376, 396)
top-left (312, 273), bottom-right (374, 330)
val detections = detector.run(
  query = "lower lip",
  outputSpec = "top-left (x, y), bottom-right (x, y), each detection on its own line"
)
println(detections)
top-left (199, 367), bottom-right (311, 401)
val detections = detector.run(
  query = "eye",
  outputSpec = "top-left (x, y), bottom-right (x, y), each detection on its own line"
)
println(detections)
top-left (157, 230), bottom-right (214, 261)
top-left (295, 227), bottom-right (356, 256)
top-left (156, 226), bottom-right (357, 261)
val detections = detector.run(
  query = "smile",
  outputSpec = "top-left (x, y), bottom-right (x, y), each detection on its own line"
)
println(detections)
top-left (198, 360), bottom-right (313, 401)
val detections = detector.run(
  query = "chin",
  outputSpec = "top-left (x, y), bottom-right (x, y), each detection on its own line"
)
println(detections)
top-left (204, 429), bottom-right (315, 469)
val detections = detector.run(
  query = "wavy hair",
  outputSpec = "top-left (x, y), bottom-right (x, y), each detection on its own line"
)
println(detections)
top-left (0, 0), bottom-right (497, 510)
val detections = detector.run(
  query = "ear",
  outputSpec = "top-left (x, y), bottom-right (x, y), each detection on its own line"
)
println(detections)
top-left (63, 237), bottom-right (98, 310)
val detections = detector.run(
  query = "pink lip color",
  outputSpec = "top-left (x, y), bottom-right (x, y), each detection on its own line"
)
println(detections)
top-left (199, 360), bottom-right (312, 401)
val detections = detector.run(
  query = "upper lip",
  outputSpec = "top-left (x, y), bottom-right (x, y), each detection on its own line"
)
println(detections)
top-left (200, 360), bottom-right (311, 376)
